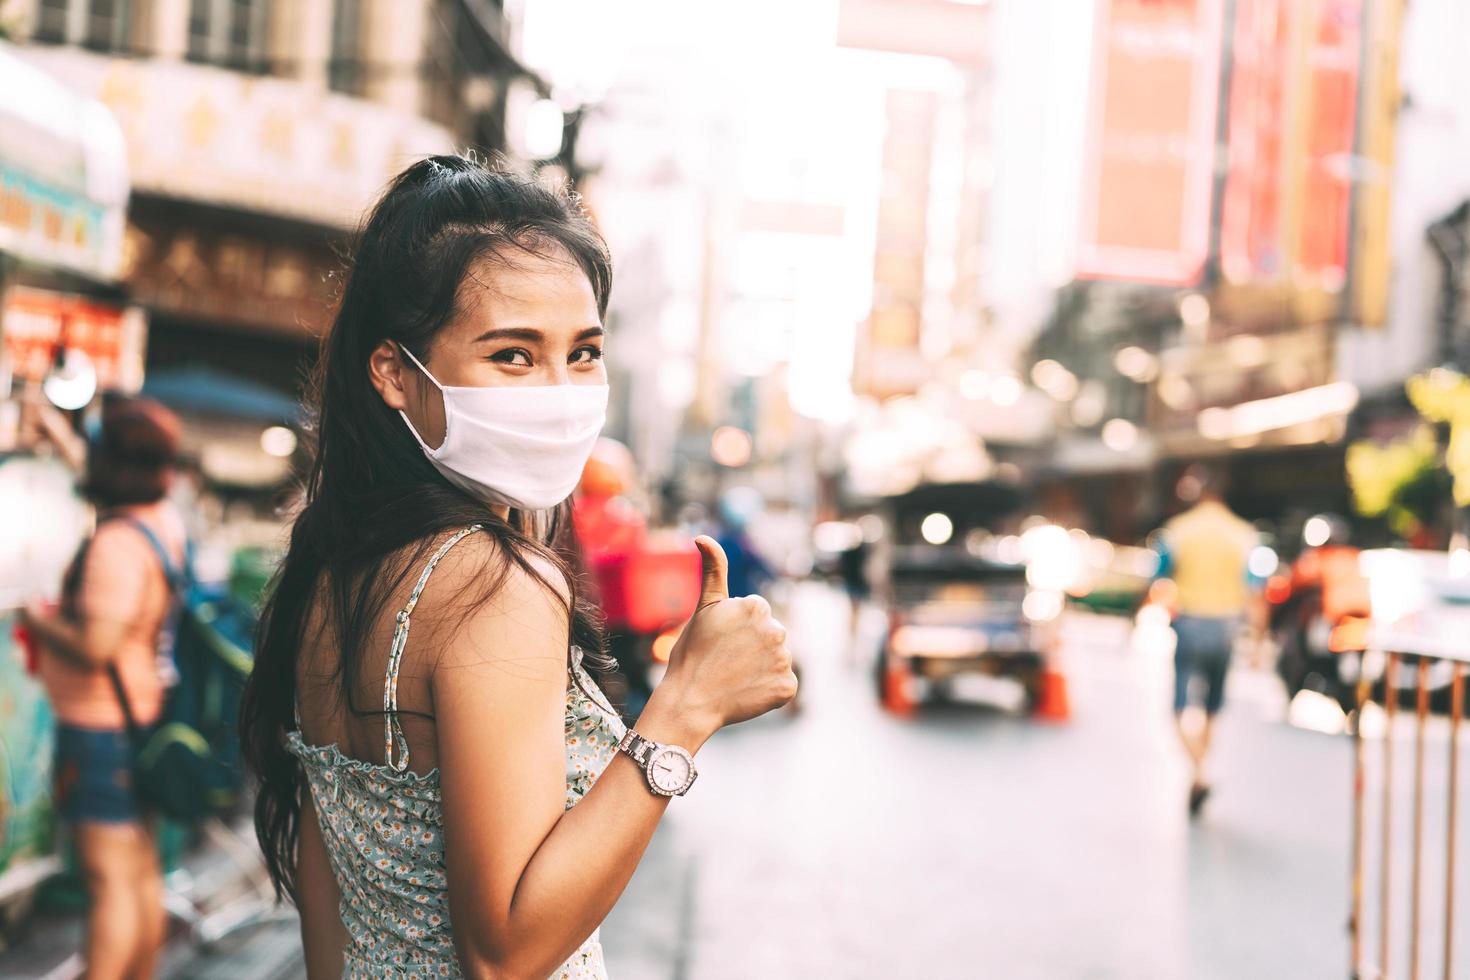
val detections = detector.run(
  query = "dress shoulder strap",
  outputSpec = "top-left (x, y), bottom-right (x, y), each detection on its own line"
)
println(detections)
top-left (383, 524), bottom-right (484, 771)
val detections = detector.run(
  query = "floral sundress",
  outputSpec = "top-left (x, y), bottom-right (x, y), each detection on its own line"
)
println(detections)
top-left (287, 525), bottom-right (626, 978)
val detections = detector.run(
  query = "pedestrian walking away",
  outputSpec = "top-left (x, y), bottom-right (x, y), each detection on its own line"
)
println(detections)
top-left (1153, 466), bottom-right (1264, 818)
top-left (238, 156), bottom-right (798, 979)
top-left (21, 395), bottom-right (188, 980)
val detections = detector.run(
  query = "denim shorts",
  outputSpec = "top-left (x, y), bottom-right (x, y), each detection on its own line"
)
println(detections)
top-left (1173, 615), bottom-right (1236, 715)
top-left (53, 724), bottom-right (146, 824)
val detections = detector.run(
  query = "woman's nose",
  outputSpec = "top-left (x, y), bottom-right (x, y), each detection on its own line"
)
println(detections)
top-left (538, 364), bottom-right (572, 386)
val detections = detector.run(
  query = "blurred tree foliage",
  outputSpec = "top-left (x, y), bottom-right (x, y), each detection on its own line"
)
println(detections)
top-left (1346, 367), bottom-right (1470, 541)
top-left (1406, 368), bottom-right (1470, 505)
top-left (1346, 425), bottom-right (1444, 538)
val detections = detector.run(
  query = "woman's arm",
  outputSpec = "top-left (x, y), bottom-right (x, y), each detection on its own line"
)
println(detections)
top-left (297, 789), bottom-right (348, 979)
top-left (433, 538), bottom-right (793, 980)
top-left (20, 394), bottom-right (87, 472)
top-left (25, 523), bottom-right (155, 669)
top-left (22, 605), bottom-right (127, 669)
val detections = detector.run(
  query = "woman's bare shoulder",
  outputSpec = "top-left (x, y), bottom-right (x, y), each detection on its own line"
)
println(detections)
top-left (414, 528), bottom-right (569, 607)
top-left (408, 529), bottom-right (572, 680)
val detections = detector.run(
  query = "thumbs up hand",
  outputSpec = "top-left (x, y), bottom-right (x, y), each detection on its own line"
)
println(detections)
top-left (695, 534), bottom-right (731, 612)
top-left (656, 536), bottom-right (798, 740)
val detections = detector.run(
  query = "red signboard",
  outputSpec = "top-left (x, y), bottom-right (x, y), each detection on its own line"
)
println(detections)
top-left (1220, 0), bottom-right (1290, 280)
top-left (1221, 0), bottom-right (1362, 286)
top-left (2, 287), bottom-right (143, 391)
top-left (1077, 0), bottom-right (1226, 286)
top-left (1297, 0), bottom-right (1361, 285)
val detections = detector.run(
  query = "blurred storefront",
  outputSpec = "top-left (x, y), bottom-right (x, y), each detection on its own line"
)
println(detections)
top-left (6, 0), bottom-right (534, 492)
top-left (1020, 0), bottom-right (1419, 536)
top-left (0, 0), bottom-right (534, 916)
top-left (0, 37), bottom-right (130, 910)
top-left (16, 24), bottom-right (439, 488)
top-left (0, 38), bottom-right (135, 447)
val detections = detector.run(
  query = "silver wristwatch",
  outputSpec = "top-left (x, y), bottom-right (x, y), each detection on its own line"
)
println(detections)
top-left (618, 729), bottom-right (698, 797)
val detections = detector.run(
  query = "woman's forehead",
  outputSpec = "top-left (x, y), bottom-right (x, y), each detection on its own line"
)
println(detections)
top-left (451, 250), bottom-right (599, 327)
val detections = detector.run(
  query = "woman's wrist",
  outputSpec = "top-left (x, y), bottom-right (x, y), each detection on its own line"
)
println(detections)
top-left (634, 683), bottom-right (718, 753)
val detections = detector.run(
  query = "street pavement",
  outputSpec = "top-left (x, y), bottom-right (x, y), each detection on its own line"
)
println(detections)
top-left (600, 584), bottom-right (1468, 980)
top-left (10, 583), bottom-right (1464, 978)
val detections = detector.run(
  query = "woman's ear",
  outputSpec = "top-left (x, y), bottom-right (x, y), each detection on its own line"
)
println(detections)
top-left (368, 341), bottom-right (409, 411)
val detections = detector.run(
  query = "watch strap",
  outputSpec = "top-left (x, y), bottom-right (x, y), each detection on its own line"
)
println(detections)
top-left (618, 729), bottom-right (658, 766)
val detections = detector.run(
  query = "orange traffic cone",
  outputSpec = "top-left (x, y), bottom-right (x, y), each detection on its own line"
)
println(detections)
top-left (882, 657), bottom-right (916, 717)
top-left (1033, 665), bottom-right (1071, 723)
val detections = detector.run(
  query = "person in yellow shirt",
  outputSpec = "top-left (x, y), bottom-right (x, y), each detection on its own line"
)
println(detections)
top-left (1154, 467), bottom-right (1262, 817)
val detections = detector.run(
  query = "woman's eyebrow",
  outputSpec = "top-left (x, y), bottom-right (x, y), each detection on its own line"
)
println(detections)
top-left (471, 326), bottom-right (605, 343)
top-left (472, 327), bottom-right (544, 343)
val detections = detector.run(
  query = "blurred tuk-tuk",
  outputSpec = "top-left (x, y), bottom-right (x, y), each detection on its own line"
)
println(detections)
top-left (877, 481), bottom-right (1058, 712)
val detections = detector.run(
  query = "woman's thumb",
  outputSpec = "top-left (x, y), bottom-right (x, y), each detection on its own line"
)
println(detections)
top-left (693, 536), bottom-right (729, 608)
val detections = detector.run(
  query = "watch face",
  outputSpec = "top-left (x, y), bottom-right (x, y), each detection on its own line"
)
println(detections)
top-left (647, 746), bottom-right (694, 795)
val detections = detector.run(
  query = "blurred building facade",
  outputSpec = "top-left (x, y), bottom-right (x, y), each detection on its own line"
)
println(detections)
top-left (0, 0), bottom-right (533, 485)
top-left (1018, 0), bottom-right (1470, 543)
top-left (0, 0), bottom-right (539, 914)
top-left (564, 1), bottom-right (873, 515)
top-left (799, 0), bottom-right (1470, 545)
top-left (834, 0), bottom-right (1062, 504)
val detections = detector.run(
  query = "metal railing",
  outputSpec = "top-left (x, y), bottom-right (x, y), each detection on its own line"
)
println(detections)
top-left (1352, 631), bottom-right (1469, 980)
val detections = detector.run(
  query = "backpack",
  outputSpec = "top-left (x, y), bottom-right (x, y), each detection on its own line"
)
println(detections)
top-left (100, 517), bottom-right (256, 823)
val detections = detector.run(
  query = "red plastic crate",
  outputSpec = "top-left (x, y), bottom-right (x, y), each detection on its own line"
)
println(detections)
top-left (594, 534), bottom-right (702, 634)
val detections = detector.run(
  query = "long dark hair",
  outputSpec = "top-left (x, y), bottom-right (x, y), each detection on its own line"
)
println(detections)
top-left (240, 155), bottom-right (613, 900)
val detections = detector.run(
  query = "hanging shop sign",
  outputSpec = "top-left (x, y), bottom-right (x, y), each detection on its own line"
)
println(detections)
top-left (0, 162), bottom-right (122, 280)
top-left (0, 41), bottom-right (127, 280)
top-left (1, 286), bottom-right (145, 392)
top-left (121, 201), bottom-right (338, 337)
top-left (19, 46), bottom-right (454, 231)
top-left (855, 89), bottom-right (937, 400)
top-left (1220, 0), bottom-right (1364, 290)
top-left (1077, 0), bottom-right (1226, 287)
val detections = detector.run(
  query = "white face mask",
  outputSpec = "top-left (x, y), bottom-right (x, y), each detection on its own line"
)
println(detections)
top-left (396, 344), bottom-right (608, 511)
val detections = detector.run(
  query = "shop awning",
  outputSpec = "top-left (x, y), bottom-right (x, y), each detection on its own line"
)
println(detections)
top-left (143, 366), bottom-right (301, 424)
top-left (0, 40), bottom-right (127, 280)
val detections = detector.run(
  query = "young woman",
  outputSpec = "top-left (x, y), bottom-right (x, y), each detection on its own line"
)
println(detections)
top-left (23, 395), bottom-right (186, 980)
top-left (239, 156), bottom-right (797, 979)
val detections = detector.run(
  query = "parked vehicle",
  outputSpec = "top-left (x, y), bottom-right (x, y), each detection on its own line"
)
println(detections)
top-left (1269, 516), bottom-right (1371, 713)
top-left (1268, 524), bottom-right (1470, 714)
top-left (875, 481), bottom-right (1061, 713)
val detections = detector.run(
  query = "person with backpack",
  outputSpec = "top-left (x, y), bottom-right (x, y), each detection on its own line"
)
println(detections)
top-left (21, 395), bottom-right (187, 980)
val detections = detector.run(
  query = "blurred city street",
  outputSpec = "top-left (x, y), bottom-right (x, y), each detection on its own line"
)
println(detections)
top-left (10, 0), bottom-right (1470, 975)
top-left (9, 589), bottom-right (1469, 979)
top-left (602, 583), bottom-right (1356, 980)
top-left (137, 583), bottom-right (1362, 980)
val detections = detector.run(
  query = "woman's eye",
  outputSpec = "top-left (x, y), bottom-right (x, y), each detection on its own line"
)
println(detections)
top-left (570, 345), bottom-right (605, 365)
top-left (491, 349), bottom-right (533, 367)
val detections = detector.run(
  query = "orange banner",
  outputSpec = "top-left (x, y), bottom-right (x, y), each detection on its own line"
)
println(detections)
top-left (1221, 0), bottom-right (1363, 288)
top-left (1077, 0), bottom-right (1226, 286)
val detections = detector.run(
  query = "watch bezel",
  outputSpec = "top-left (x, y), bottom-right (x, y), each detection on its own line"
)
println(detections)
top-left (643, 743), bottom-right (697, 797)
